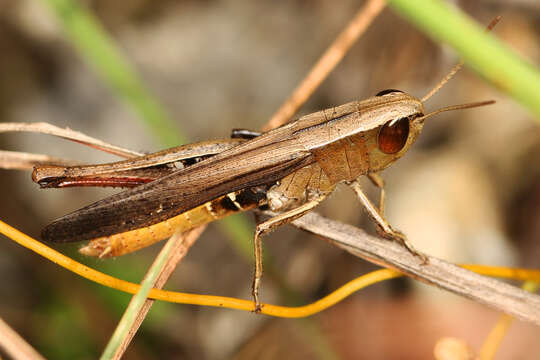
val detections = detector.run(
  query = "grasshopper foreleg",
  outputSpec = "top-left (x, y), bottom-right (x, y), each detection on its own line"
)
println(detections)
top-left (348, 179), bottom-right (427, 263)
top-left (367, 172), bottom-right (386, 215)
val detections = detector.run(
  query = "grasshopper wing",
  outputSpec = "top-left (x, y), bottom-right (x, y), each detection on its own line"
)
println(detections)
top-left (42, 133), bottom-right (313, 243)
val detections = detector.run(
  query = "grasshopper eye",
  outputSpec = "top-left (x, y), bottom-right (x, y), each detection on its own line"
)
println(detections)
top-left (375, 89), bottom-right (403, 96)
top-left (378, 118), bottom-right (409, 154)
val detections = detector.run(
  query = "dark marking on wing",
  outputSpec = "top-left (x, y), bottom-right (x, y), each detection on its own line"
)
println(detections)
top-left (219, 195), bottom-right (240, 211)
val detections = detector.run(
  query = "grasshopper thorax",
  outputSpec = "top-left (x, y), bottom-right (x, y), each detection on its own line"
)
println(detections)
top-left (306, 91), bottom-right (425, 183)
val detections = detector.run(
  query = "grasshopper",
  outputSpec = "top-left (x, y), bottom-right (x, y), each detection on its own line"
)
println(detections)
top-left (34, 57), bottom-right (494, 311)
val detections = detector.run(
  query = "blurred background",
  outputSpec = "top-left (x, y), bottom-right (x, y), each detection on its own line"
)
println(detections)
top-left (0, 0), bottom-right (539, 359)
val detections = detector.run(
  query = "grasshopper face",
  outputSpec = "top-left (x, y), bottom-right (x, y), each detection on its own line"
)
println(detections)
top-left (361, 90), bottom-right (426, 174)
top-left (365, 88), bottom-right (494, 175)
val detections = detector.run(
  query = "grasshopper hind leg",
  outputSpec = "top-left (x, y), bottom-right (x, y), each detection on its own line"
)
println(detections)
top-left (251, 163), bottom-right (334, 312)
top-left (251, 194), bottom-right (328, 313)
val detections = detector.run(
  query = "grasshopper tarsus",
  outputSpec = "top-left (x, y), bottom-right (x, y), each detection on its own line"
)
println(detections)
top-left (378, 226), bottom-right (428, 264)
top-left (251, 282), bottom-right (263, 314)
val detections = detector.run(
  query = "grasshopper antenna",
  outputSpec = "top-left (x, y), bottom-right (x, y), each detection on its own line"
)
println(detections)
top-left (417, 100), bottom-right (495, 122)
top-left (421, 16), bottom-right (502, 103)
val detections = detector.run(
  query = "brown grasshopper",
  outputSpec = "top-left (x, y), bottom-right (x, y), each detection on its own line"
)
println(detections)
top-left (33, 60), bottom-right (493, 311)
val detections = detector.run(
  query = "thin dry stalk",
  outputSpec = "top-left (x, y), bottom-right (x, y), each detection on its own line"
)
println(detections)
top-left (111, 226), bottom-right (206, 360)
top-left (0, 317), bottom-right (46, 360)
top-left (291, 212), bottom-right (540, 326)
top-left (263, 0), bottom-right (386, 130)
top-left (0, 122), bottom-right (142, 159)
top-left (0, 150), bottom-right (82, 170)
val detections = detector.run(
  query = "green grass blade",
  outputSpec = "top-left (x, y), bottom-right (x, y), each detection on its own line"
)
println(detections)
top-left (99, 234), bottom-right (179, 360)
top-left (386, 0), bottom-right (540, 120)
top-left (41, 0), bottom-right (186, 146)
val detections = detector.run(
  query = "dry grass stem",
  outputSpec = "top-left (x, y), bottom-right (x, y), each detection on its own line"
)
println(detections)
top-left (263, 0), bottom-right (386, 130)
top-left (0, 150), bottom-right (82, 170)
top-left (112, 226), bottom-right (206, 360)
top-left (0, 122), bottom-right (142, 159)
top-left (290, 212), bottom-right (540, 325)
top-left (0, 316), bottom-right (46, 360)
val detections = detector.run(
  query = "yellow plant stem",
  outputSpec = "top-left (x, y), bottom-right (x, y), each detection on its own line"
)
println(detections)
top-left (478, 281), bottom-right (539, 360)
top-left (1, 219), bottom-right (539, 318)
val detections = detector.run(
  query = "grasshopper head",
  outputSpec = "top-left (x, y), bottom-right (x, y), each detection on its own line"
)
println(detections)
top-left (366, 90), bottom-right (425, 172)
top-left (370, 89), bottom-right (493, 173)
